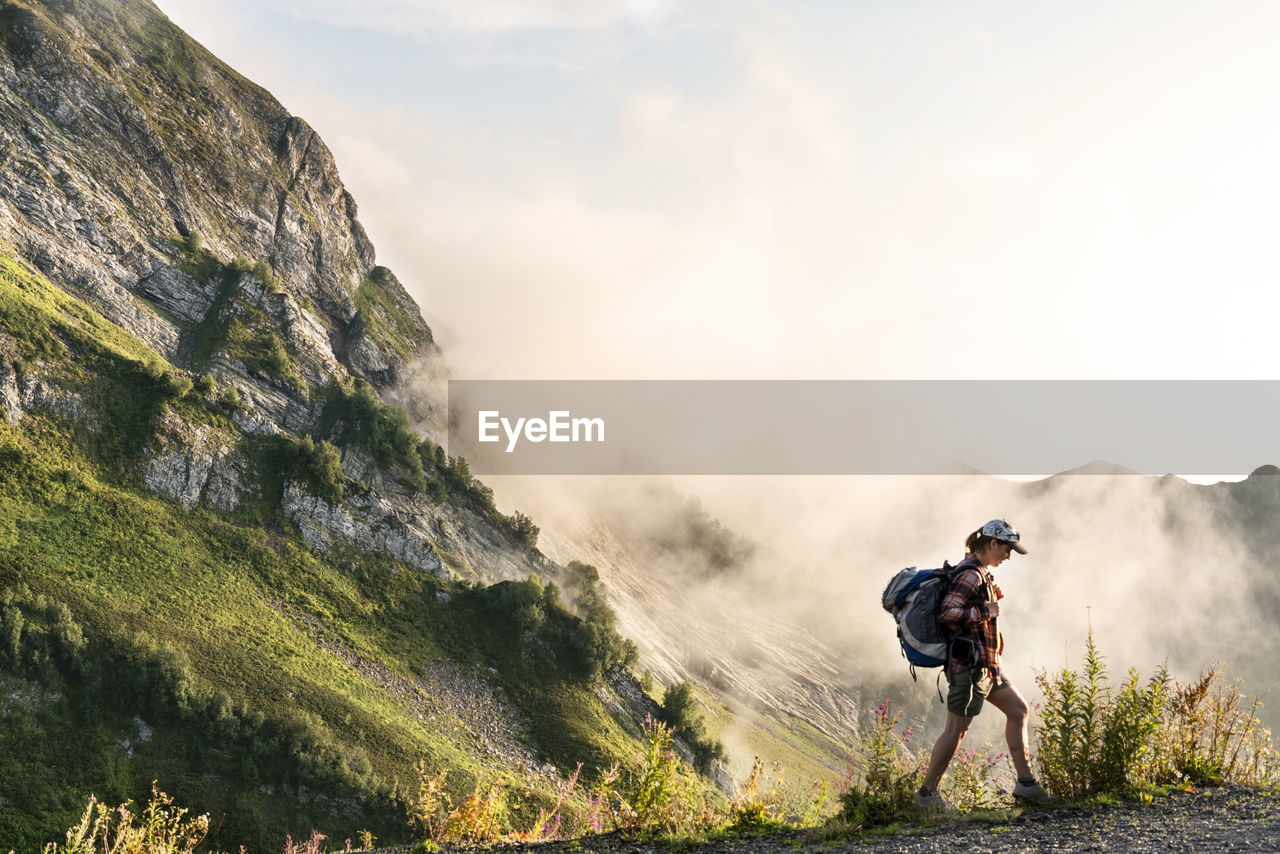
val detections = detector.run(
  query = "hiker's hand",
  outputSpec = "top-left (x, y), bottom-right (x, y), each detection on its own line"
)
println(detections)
top-left (986, 601), bottom-right (1000, 619)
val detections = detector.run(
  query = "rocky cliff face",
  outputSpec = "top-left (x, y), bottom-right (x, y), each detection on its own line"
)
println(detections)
top-left (0, 0), bottom-right (429, 388)
top-left (0, 0), bottom-right (529, 581)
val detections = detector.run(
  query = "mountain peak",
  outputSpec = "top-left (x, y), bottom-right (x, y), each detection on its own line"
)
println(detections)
top-left (1054, 459), bottom-right (1140, 476)
top-left (0, 0), bottom-right (433, 388)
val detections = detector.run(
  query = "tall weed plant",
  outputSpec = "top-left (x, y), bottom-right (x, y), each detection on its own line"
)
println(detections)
top-left (1034, 628), bottom-right (1279, 799)
top-left (836, 701), bottom-right (1011, 827)
top-left (726, 757), bottom-right (788, 834)
top-left (837, 702), bottom-right (921, 827)
top-left (42, 784), bottom-right (207, 854)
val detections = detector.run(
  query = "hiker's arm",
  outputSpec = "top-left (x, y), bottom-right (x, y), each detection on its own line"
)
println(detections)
top-left (938, 569), bottom-right (993, 627)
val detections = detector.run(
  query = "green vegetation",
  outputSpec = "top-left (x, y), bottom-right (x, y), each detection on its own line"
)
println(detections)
top-left (170, 236), bottom-right (305, 389)
top-left (263, 434), bottom-right (345, 504)
top-left (558, 562), bottom-right (638, 679)
top-left (404, 718), bottom-right (712, 843)
top-left (44, 784), bottom-right (208, 854)
top-left (317, 379), bottom-right (424, 484)
top-left (826, 632), bottom-right (1280, 838)
top-left (352, 267), bottom-right (431, 362)
top-left (316, 379), bottom-right (540, 549)
top-left (0, 252), bottom-right (215, 474)
top-left (0, 249), bottom-right (655, 850)
top-left (0, 253), bottom-right (167, 376)
top-left (170, 232), bottom-right (220, 286)
top-left (0, 417), bottom-right (648, 850)
top-left (1034, 628), bottom-right (1279, 798)
top-left (658, 682), bottom-right (727, 773)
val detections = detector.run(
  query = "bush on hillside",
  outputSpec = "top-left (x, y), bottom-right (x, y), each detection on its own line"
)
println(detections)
top-left (658, 682), bottom-right (727, 774)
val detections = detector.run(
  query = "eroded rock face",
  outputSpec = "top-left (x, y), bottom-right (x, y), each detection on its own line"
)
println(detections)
top-left (281, 483), bottom-right (449, 579)
top-left (0, 0), bottom-right (434, 388)
top-left (0, 1), bottom-right (475, 591)
top-left (135, 263), bottom-right (213, 326)
top-left (0, 361), bottom-right (21, 425)
top-left (141, 410), bottom-right (240, 511)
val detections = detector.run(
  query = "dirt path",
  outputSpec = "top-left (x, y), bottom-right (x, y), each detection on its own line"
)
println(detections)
top-left (485, 786), bottom-right (1280, 854)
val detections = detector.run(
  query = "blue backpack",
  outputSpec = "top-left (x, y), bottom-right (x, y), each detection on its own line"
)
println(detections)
top-left (881, 562), bottom-right (958, 678)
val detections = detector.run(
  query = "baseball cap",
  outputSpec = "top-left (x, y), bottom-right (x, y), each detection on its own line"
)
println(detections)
top-left (981, 519), bottom-right (1028, 554)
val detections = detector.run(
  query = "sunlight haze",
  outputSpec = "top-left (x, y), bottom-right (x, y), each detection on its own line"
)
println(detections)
top-left (153, 0), bottom-right (1280, 386)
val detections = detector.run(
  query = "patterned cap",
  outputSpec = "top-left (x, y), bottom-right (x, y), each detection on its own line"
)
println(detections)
top-left (981, 519), bottom-right (1027, 554)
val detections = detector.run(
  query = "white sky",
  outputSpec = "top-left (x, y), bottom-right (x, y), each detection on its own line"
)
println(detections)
top-left (153, 0), bottom-right (1280, 381)
top-left (151, 1), bottom-right (1280, 479)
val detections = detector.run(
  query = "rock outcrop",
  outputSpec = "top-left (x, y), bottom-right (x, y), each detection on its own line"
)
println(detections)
top-left (0, 0), bottom-right (433, 387)
top-left (0, 0), bottom-right (490, 585)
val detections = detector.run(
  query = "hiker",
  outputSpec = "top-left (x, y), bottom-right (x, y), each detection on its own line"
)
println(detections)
top-left (914, 519), bottom-right (1054, 808)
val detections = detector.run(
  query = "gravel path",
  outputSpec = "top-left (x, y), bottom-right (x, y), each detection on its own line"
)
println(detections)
top-left (495, 787), bottom-right (1280, 854)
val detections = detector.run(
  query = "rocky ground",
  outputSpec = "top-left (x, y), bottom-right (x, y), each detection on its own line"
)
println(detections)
top-left (465, 786), bottom-right (1280, 854)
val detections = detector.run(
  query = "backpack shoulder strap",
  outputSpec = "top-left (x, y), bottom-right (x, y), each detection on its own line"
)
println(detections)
top-left (948, 558), bottom-right (993, 603)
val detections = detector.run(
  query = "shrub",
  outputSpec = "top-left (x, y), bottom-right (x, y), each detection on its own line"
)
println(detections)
top-left (658, 682), bottom-right (726, 773)
top-left (621, 718), bottom-right (704, 834)
top-left (509, 510), bottom-right (539, 550)
top-left (1033, 630), bottom-right (1279, 799)
top-left (557, 562), bottom-right (638, 680)
top-left (44, 783), bottom-right (208, 854)
top-left (170, 232), bottom-right (220, 284)
top-left (405, 762), bottom-right (511, 844)
top-left (251, 259), bottom-right (281, 293)
top-left (406, 760), bottom-right (450, 841)
top-left (726, 757), bottom-right (788, 834)
top-left (837, 701), bottom-right (920, 828)
top-left (293, 435), bottom-right (345, 503)
top-left (1149, 665), bottom-right (1279, 787)
top-left (939, 746), bottom-right (1010, 812)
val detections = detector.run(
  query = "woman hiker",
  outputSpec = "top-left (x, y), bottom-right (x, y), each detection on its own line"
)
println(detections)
top-left (914, 518), bottom-right (1055, 808)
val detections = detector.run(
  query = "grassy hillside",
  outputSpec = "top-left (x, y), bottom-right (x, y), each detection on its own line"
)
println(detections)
top-left (0, 251), bottom-right (646, 851)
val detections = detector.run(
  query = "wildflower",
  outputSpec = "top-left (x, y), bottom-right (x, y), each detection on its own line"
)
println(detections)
top-left (88, 796), bottom-right (97, 805)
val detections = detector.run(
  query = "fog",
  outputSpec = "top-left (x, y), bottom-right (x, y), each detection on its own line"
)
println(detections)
top-left (470, 468), bottom-right (1280, 763)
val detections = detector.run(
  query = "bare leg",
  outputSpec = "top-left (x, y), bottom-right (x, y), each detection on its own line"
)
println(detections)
top-left (985, 683), bottom-right (1033, 780)
top-left (922, 711), bottom-right (974, 791)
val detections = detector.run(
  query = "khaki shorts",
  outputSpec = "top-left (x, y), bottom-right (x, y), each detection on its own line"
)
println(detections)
top-left (947, 669), bottom-right (1012, 717)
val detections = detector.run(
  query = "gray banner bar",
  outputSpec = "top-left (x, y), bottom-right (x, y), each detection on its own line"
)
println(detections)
top-left (446, 381), bottom-right (1276, 475)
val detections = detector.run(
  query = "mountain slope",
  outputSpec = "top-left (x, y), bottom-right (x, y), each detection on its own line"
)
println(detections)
top-left (0, 247), bottom-right (658, 850)
top-left (0, 1), bottom-right (673, 849)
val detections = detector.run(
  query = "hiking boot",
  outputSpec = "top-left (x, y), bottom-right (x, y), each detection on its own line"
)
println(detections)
top-left (1012, 779), bottom-right (1057, 805)
top-left (913, 787), bottom-right (948, 810)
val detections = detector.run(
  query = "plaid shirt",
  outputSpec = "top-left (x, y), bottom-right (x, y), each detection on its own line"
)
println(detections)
top-left (938, 555), bottom-right (1005, 678)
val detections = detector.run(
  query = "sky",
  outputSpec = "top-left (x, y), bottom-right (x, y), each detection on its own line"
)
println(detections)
top-left (153, 0), bottom-right (1280, 390)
